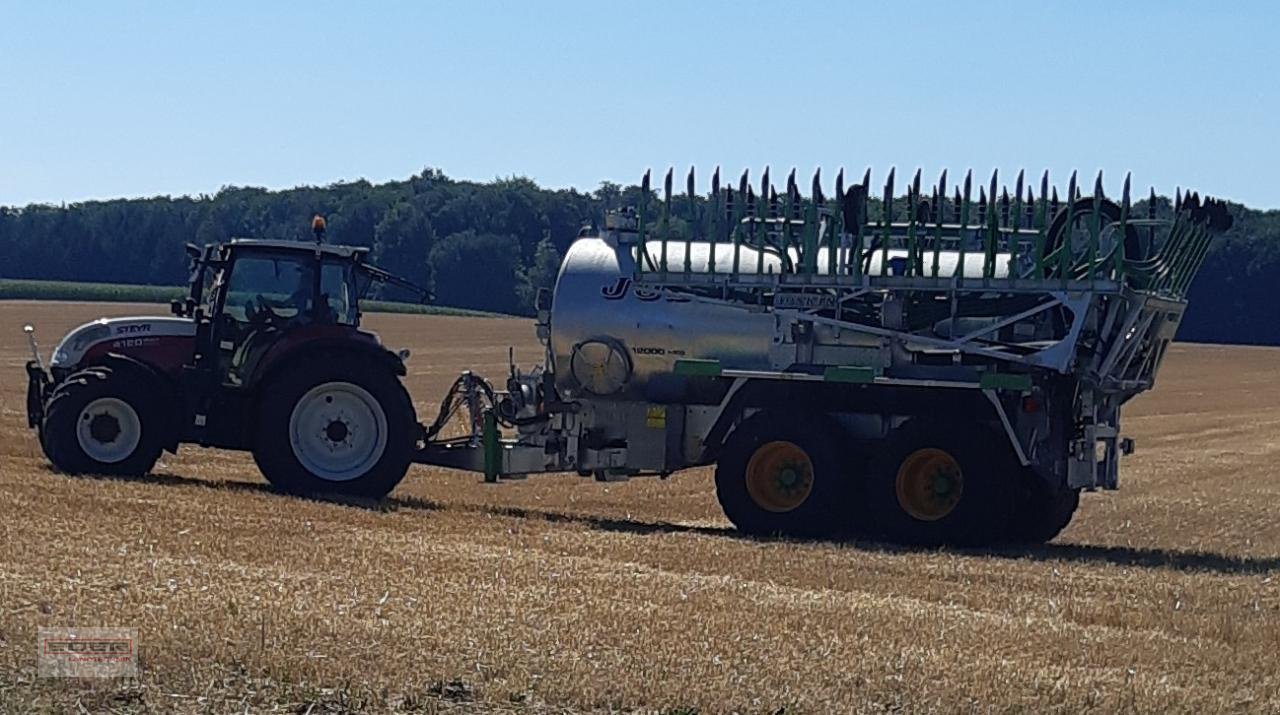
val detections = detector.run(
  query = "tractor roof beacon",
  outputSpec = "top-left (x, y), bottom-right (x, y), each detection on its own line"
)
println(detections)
top-left (26, 171), bottom-right (1234, 547)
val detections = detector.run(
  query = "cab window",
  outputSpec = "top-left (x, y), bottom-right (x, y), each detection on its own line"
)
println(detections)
top-left (320, 260), bottom-right (358, 325)
top-left (219, 252), bottom-right (358, 327)
top-left (223, 255), bottom-right (312, 323)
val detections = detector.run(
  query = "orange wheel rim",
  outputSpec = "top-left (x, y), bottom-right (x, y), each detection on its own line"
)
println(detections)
top-left (744, 440), bottom-right (814, 513)
top-left (895, 448), bottom-right (963, 521)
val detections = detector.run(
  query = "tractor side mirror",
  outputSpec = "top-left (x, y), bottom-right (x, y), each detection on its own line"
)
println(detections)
top-left (535, 287), bottom-right (553, 312)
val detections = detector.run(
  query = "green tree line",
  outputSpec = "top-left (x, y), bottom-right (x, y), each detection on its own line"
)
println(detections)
top-left (0, 168), bottom-right (1276, 344)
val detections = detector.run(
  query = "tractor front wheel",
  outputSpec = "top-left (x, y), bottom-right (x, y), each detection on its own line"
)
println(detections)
top-left (253, 355), bottom-right (415, 499)
top-left (41, 366), bottom-right (164, 477)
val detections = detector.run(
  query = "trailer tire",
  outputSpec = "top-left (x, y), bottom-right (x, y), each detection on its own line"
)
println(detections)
top-left (40, 366), bottom-right (164, 477)
top-left (865, 420), bottom-right (1014, 546)
top-left (253, 354), bottom-right (414, 499)
top-left (1006, 476), bottom-right (1079, 544)
top-left (714, 412), bottom-right (850, 538)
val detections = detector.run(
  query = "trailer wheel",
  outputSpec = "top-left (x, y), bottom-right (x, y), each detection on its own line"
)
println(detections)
top-left (1006, 476), bottom-right (1079, 544)
top-left (714, 413), bottom-right (850, 538)
top-left (40, 366), bottom-right (164, 477)
top-left (253, 354), bottom-right (415, 499)
top-left (865, 420), bottom-right (1014, 546)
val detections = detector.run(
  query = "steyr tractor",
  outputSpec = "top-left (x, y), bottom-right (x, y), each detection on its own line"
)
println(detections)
top-left (26, 217), bottom-right (427, 497)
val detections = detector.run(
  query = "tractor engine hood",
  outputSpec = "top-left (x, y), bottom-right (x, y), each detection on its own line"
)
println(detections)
top-left (51, 316), bottom-right (196, 368)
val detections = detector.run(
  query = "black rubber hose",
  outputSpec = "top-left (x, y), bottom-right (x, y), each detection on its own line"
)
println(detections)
top-left (1040, 198), bottom-right (1143, 276)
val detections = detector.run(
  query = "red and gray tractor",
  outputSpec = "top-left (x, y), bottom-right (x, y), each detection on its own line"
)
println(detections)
top-left (26, 218), bottom-right (426, 497)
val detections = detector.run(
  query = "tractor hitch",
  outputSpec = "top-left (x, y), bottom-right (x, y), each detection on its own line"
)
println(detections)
top-left (26, 361), bottom-right (50, 429)
top-left (23, 325), bottom-right (50, 428)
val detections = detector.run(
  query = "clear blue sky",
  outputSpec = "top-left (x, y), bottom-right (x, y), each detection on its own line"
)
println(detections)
top-left (1, 1), bottom-right (1276, 208)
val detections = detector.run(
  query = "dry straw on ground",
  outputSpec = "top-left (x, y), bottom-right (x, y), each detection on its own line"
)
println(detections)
top-left (0, 302), bottom-right (1278, 713)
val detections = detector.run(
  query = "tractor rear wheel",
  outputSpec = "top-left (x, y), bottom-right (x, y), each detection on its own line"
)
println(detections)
top-left (864, 420), bottom-right (1015, 546)
top-left (1006, 475), bottom-right (1079, 544)
top-left (714, 412), bottom-right (853, 538)
top-left (253, 354), bottom-right (414, 499)
top-left (41, 366), bottom-right (164, 477)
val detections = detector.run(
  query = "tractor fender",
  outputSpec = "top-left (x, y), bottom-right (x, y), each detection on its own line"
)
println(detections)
top-left (246, 337), bottom-right (406, 394)
top-left (89, 352), bottom-right (185, 452)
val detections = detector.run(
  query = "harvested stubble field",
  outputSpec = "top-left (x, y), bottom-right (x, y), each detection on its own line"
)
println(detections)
top-left (1, 302), bottom-right (1279, 714)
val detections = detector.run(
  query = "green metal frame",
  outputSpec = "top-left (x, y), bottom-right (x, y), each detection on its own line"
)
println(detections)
top-left (632, 166), bottom-right (1229, 302)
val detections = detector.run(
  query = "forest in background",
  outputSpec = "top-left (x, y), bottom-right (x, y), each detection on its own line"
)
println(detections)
top-left (1, 168), bottom-right (1276, 344)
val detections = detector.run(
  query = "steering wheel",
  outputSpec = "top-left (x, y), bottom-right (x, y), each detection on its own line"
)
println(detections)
top-left (248, 294), bottom-right (289, 327)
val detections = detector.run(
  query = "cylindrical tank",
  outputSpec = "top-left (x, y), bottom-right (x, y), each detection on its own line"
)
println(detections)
top-left (548, 234), bottom-right (1011, 399)
top-left (549, 237), bottom-right (774, 398)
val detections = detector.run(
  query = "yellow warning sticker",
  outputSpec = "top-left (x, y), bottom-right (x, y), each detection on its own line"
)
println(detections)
top-left (645, 405), bottom-right (666, 429)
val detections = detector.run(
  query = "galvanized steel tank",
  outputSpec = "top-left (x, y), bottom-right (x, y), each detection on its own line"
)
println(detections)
top-left (548, 233), bottom-right (1013, 398)
top-left (548, 236), bottom-right (774, 398)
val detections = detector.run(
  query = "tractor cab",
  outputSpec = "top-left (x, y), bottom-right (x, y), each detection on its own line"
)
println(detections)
top-left (174, 218), bottom-right (424, 387)
top-left (192, 239), bottom-right (368, 387)
top-left (168, 216), bottom-right (428, 448)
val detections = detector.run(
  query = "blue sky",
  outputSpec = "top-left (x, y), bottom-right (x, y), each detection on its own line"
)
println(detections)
top-left (1, 1), bottom-right (1276, 208)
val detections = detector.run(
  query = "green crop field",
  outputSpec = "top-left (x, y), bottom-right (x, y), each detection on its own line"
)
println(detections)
top-left (0, 279), bottom-right (505, 318)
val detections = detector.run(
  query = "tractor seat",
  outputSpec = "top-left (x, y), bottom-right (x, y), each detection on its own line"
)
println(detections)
top-left (227, 327), bottom-right (280, 387)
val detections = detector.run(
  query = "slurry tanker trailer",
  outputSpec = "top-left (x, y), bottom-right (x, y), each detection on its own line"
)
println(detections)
top-left (25, 169), bottom-right (1233, 546)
